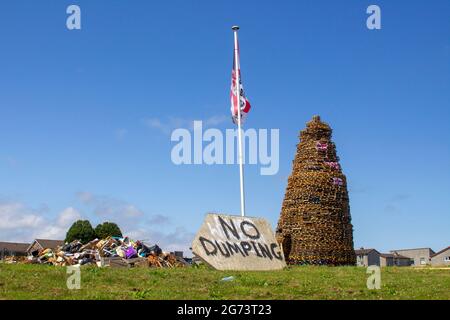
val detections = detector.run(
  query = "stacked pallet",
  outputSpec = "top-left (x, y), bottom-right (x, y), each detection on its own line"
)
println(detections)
top-left (276, 115), bottom-right (356, 265)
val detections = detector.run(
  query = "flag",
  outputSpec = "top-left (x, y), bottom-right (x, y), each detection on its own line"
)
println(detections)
top-left (230, 45), bottom-right (251, 125)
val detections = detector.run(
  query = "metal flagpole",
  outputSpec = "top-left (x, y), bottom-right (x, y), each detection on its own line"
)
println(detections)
top-left (232, 25), bottom-right (246, 217)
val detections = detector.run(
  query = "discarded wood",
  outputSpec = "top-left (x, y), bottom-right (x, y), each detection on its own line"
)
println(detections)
top-left (106, 257), bottom-right (128, 268)
top-left (124, 257), bottom-right (148, 268)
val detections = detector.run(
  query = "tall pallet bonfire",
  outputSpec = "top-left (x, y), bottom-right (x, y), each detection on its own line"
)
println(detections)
top-left (276, 115), bottom-right (356, 265)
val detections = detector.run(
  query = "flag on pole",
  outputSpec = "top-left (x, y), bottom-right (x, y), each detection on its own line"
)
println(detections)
top-left (230, 46), bottom-right (251, 125)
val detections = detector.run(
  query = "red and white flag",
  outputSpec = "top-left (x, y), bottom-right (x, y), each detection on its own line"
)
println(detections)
top-left (230, 46), bottom-right (251, 125)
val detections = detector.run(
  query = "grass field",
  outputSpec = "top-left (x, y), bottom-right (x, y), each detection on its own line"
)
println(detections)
top-left (0, 263), bottom-right (448, 300)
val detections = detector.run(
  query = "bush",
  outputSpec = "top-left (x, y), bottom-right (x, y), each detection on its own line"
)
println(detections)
top-left (65, 220), bottom-right (96, 244)
top-left (95, 222), bottom-right (122, 239)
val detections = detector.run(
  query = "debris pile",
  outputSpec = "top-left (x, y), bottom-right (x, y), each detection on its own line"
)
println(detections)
top-left (276, 115), bottom-right (356, 265)
top-left (1, 256), bottom-right (27, 264)
top-left (27, 236), bottom-right (188, 268)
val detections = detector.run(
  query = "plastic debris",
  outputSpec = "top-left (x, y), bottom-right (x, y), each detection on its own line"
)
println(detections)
top-left (220, 276), bottom-right (235, 282)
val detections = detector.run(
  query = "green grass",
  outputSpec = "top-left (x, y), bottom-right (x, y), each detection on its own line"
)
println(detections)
top-left (0, 264), bottom-right (448, 300)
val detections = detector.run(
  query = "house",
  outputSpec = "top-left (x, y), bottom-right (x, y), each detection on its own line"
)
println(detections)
top-left (390, 248), bottom-right (435, 266)
top-left (0, 242), bottom-right (30, 260)
top-left (26, 239), bottom-right (65, 256)
top-left (355, 248), bottom-right (380, 266)
top-left (380, 253), bottom-right (411, 267)
top-left (170, 251), bottom-right (184, 258)
top-left (430, 246), bottom-right (450, 267)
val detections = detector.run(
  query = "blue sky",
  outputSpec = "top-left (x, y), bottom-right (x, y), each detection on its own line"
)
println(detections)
top-left (0, 1), bottom-right (449, 253)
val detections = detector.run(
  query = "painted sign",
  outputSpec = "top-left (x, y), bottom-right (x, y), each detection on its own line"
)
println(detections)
top-left (192, 213), bottom-right (286, 270)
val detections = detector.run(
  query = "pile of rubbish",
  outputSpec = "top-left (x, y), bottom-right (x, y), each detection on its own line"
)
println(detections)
top-left (27, 236), bottom-right (189, 268)
top-left (1, 256), bottom-right (27, 264)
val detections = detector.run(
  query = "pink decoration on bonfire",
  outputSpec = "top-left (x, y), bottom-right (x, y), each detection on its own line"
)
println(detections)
top-left (316, 142), bottom-right (328, 151)
top-left (332, 177), bottom-right (344, 186)
top-left (325, 162), bottom-right (340, 170)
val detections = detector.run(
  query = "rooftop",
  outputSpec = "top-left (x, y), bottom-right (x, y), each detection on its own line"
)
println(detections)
top-left (354, 248), bottom-right (379, 255)
top-left (380, 253), bottom-right (410, 259)
top-left (27, 239), bottom-right (65, 251)
top-left (0, 241), bottom-right (30, 253)
top-left (390, 248), bottom-right (435, 254)
top-left (431, 246), bottom-right (450, 258)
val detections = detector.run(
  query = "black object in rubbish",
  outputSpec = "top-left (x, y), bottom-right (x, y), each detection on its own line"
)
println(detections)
top-left (62, 241), bottom-right (83, 254)
top-left (149, 245), bottom-right (162, 256)
top-left (138, 244), bottom-right (151, 257)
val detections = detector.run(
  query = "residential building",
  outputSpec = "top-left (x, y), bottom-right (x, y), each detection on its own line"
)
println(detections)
top-left (171, 251), bottom-right (184, 258)
top-left (355, 248), bottom-right (380, 266)
top-left (380, 253), bottom-right (411, 267)
top-left (26, 239), bottom-right (65, 255)
top-left (430, 246), bottom-right (450, 267)
top-left (0, 242), bottom-right (30, 260)
top-left (390, 248), bottom-right (435, 266)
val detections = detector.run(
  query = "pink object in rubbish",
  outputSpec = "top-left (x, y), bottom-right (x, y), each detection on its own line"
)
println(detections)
top-left (316, 142), bottom-right (328, 151)
top-left (325, 162), bottom-right (340, 170)
top-left (332, 177), bottom-right (344, 186)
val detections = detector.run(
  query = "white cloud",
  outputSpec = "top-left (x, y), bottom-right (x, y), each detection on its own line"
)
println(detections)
top-left (0, 201), bottom-right (83, 242)
top-left (122, 204), bottom-right (143, 218)
top-left (77, 191), bottom-right (94, 203)
top-left (37, 207), bottom-right (82, 240)
top-left (204, 115), bottom-right (228, 127)
top-left (0, 202), bottom-right (45, 230)
top-left (147, 214), bottom-right (170, 225)
top-left (142, 117), bottom-right (190, 135)
top-left (143, 118), bottom-right (167, 133)
top-left (76, 192), bottom-right (144, 218)
top-left (56, 207), bottom-right (82, 227)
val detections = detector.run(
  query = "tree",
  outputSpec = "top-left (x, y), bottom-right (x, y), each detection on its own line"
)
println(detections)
top-left (65, 220), bottom-right (96, 244)
top-left (95, 222), bottom-right (122, 239)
